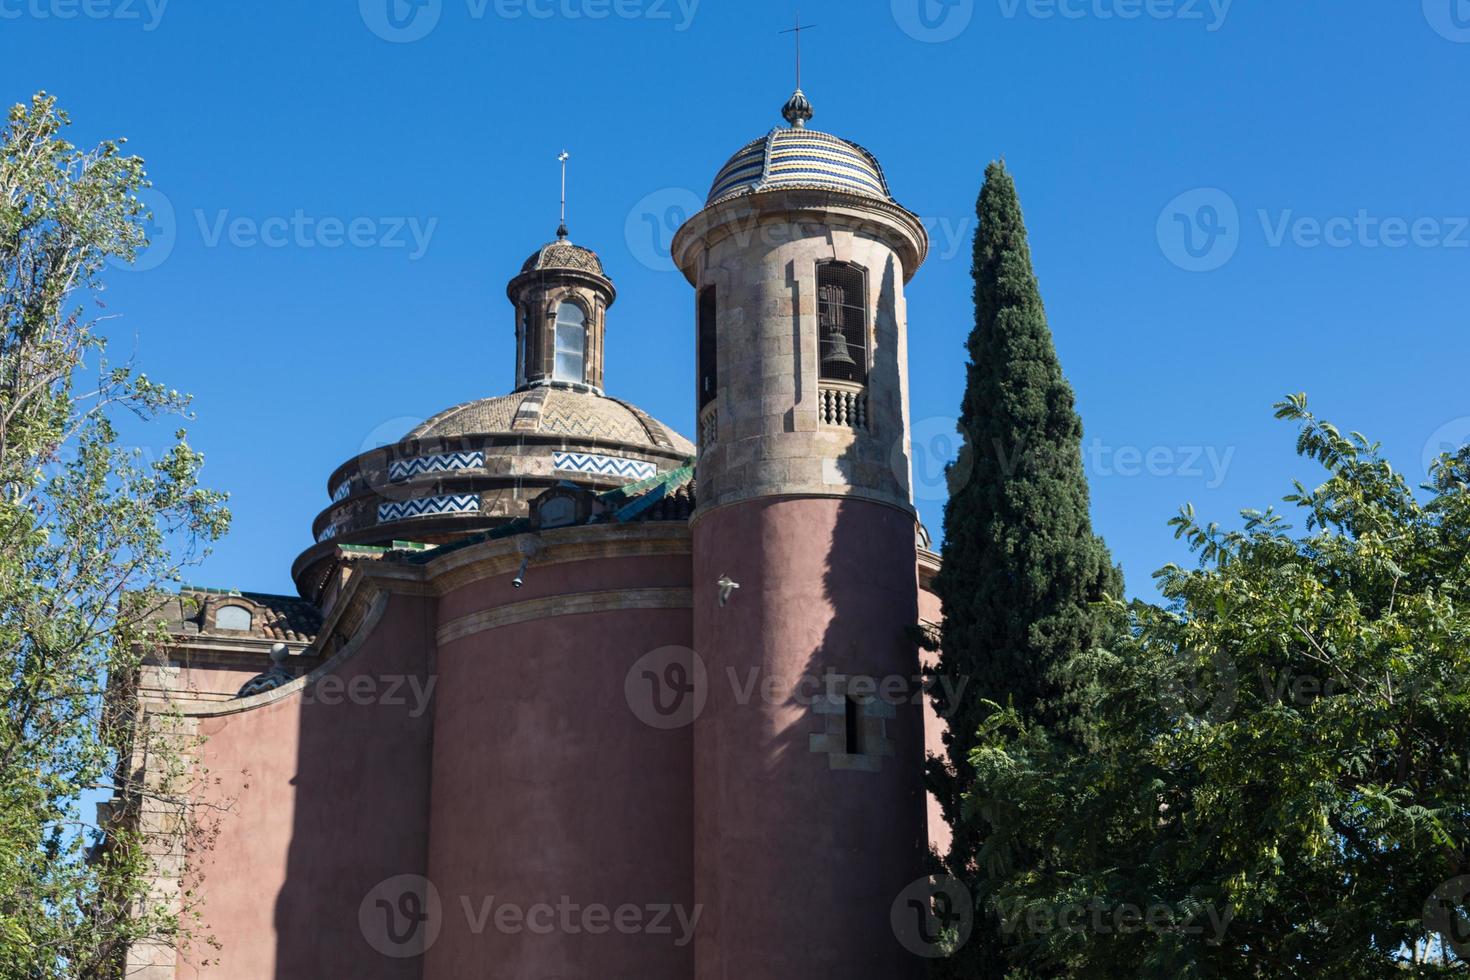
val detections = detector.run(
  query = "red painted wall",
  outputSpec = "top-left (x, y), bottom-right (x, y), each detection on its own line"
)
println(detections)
top-left (178, 592), bottom-right (436, 979)
top-left (691, 497), bottom-right (928, 979)
top-left (423, 554), bottom-right (696, 979)
top-left (171, 523), bottom-right (938, 978)
top-left (917, 585), bottom-right (952, 859)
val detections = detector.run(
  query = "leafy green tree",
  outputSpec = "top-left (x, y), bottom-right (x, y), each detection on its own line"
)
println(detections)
top-left (964, 396), bottom-right (1470, 977)
top-left (926, 161), bottom-right (1122, 973)
top-left (0, 93), bottom-right (229, 978)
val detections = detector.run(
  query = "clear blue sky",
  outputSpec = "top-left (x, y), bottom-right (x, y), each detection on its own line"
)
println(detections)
top-left (3, 0), bottom-right (1466, 598)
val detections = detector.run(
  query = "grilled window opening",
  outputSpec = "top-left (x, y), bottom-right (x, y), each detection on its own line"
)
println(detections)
top-left (817, 262), bottom-right (868, 385)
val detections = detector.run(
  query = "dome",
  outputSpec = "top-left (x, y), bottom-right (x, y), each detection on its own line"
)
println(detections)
top-left (520, 238), bottom-right (605, 277)
top-left (707, 126), bottom-right (893, 206)
top-left (297, 385), bottom-right (695, 593)
top-left (407, 386), bottom-right (694, 455)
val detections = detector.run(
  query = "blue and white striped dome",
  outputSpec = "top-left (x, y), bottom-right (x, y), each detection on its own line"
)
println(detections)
top-left (706, 122), bottom-right (894, 206)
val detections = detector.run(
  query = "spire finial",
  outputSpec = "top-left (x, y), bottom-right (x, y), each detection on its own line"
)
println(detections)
top-left (779, 13), bottom-right (817, 128)
top-left (557, 150), bottom-right (570, 239)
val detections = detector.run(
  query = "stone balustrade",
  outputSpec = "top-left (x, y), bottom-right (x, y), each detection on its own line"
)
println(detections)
top-left (818, 381), bottom-right (868, 430)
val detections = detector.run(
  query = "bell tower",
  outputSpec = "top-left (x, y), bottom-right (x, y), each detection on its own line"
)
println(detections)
top-left (506, 229), bottom-right (615, 393)
top-left (673, 91), bottom-right (931, 979)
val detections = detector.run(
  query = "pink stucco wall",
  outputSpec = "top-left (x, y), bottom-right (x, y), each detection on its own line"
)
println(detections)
top-left (691, 497), bottom-right (928, 980)
top-left (423, 552), bottom-right (695, 979)
top-left (152, 662), bottom-right (260, 702)
top-left (917, 585), bottom-right (951, 859)
top-left (169, 521), bottom-right (942, 978)
top-left (437, 554), bottom-right (688, 624)
top-left (178, 592), bottom-right (436, 979)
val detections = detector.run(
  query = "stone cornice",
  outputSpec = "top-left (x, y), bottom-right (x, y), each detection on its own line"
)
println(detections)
top-left (918, 547), bottom-right (942, 591)
top-left (185, 522), bottom-right (694, 716)
top-left (437, 587), bottom-right (693, 646)
top-left (671, 187), bottom-right (930, 286)
top-left (161, 635), bottom-right (315, 660)
top-left (426, 521), bottom-right (692, 595)
top-left (689, 490), bottom-right (917, 530)
top-left (504, 265), bottom-right (616, 308)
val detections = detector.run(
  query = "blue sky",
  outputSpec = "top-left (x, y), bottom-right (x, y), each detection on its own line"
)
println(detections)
top-left (2, 0), bottom-right (1467, 598)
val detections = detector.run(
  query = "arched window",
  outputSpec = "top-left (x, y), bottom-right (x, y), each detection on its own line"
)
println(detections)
top-left (816, 262), bottom-right (868, 384)
top-left (553, 303), bottom-right (586, 383)
top-left (698, 286), bottom-right (717, 409)
top-left (216, 604), bottom-right (253, 632)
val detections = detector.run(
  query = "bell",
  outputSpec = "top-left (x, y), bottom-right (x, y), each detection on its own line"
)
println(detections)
top-left (819, 284), bottom-right (857, 370)
top-left (822, 328), bottom-right (857, 369)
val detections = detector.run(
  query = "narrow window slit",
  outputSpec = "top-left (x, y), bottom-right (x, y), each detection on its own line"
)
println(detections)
top-left (845, 695), bottom-right (864, 756)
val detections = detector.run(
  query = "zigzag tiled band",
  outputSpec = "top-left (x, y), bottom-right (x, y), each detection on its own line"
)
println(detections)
top-left (378, 493), bottom-right (481, 524)
top-left (553, 451), bottom-right (657, 482)
top-left (389, 451), bottom-right (487, 483)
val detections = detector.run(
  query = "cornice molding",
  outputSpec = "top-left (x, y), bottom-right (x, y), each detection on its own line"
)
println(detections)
top-left (672, 187), bottom-right (930, 286)
top-left (437, 587), bottom-right (693, 646)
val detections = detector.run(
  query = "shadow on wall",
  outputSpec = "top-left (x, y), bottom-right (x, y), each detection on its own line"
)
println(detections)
top-left (272, 592), bottom-right (438, 979)
top-left (690, 249), bottom-right (929, 977)
top-left (800, 252), bottom-right (928, 972)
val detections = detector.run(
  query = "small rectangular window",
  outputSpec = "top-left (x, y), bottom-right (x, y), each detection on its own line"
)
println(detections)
top-left (698, 286), bottom-right (718, 409)
top-left (817, 262), bottom-right (868, 384)
top-left (845, 695), bottom-right (864, 755)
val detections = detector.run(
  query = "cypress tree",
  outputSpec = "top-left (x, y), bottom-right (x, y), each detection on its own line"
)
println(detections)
top-left (928, 161), bottom-right (1123, 967)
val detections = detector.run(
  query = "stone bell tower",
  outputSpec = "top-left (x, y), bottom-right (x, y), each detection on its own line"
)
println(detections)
top-left (672, 90), bottom-right (932, 979)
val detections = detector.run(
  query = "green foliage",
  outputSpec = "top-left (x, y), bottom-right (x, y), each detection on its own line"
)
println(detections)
top-left (0, 93), bottom-right (229, 978)
top-left (958, 396), bottom-right (1470, 976)
top-left (927, 161), bottom-right (1123, 975)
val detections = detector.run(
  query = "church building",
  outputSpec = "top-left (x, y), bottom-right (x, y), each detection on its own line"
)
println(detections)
top-left (123, 87), bottom-right (950, 979)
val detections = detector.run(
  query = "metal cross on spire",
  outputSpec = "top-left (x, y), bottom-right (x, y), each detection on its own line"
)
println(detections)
top-left (778, 12), bottom-right (817, 127)
top-left (780, 12), bottom-right (817, 90)
top-left (557, 150), bottom-right (570, 239)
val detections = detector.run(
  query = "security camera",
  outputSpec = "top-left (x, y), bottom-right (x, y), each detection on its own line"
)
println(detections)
top-left (510, 535), bottom-right (542, 590)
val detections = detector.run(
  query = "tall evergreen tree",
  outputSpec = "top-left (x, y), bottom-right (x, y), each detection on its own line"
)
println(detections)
top-left (927, 161), bottom-right (1122, 971)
